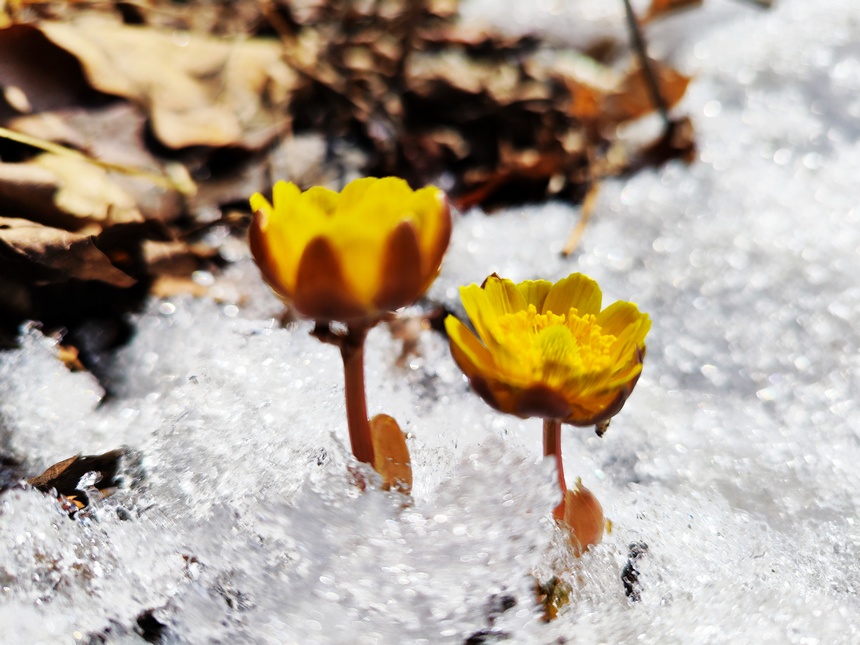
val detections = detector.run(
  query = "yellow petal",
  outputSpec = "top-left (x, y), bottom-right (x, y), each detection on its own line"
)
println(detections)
top-left (459, 283), bottom-right (492, 337)
top-left (515, 279), bottom-right (553, 310)
top-left (337, 176), bottom-right (378, 210)
top-left (411, 186), bottom-right (450, 276)
top-left (265, 182), bottom-right (307, 294)
top-left (542, 273), bottom-right (602, 316)
top-left (249, 192), bottom-right (272, 217)
top-left (249, 209), bottom-right (292, 299)
top-left (445, 314), bottom-right (497, 378)
top-left (250, 176), bottom-right (450, 321)
top-left (482, 275), bottom-right (528, 316)
top-left (272, 180), bottom-right (301, 213)
top-left (602, 360), bottom-right (643, 391)
top-left (597, 301), bottom-right (648, 337)
top-left (299, 185), bottom-right (339, 216)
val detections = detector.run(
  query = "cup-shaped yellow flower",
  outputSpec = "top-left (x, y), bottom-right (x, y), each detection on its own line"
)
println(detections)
top-left (445, 272), bottom-right (650, 550)
top-left (444, 272), bottom-right (650, 428)
top-left (249, 177), bottom-right (451, 323)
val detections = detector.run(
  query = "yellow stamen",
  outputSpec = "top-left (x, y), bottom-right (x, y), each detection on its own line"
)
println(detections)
top-left (492, 304), bottom-right (617, 383)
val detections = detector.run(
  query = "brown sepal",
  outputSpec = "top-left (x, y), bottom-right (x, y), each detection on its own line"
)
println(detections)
top-left (294, 236), bottom-right (368, 321)
top-left (248, 210), bottom-right (292, 301)
top-left (465, 371), bottom-right (574, 421)
top-left (419, 195), bottom-right (453, 289)
top-left (374, 221), bottom-right (423, 312)
top-left (563, 348), bottom-right (645, 428)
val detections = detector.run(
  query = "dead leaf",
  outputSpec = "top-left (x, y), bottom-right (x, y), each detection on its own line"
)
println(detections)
top-left (563, 58), bottom-right (690, 129)
top-left (150, 275), bottom-right (209, 299)
top-left (38, 16), bottom-right (299, 149)
top-left (644, 0), bottom-right (703, 22)
top-left (604, 60), bottom-right (691, 124)
top-left (7, 103), bottom-right (187, 222)
top-left (0, 153), bottom-right (143, 231)
top-left (387, 313), bottom-right (432, 367)
top-left (0, 23), bottom-right (95, 114)
top-left (29, 448), bottom-right (126, 512)
top-left (0, 215), bottom-right (136, 286)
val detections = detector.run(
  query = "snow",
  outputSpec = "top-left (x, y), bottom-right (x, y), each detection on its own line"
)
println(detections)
top-left (2, 0), bottom-right (860, 642)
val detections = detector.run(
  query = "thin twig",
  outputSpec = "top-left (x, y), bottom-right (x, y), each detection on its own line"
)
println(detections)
top-left (621, 0), bottom-right (670, 128)
top-left (562, 182), bottom-right (600, 256)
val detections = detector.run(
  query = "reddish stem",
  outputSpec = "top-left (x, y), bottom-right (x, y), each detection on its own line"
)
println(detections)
top-left (543, 418), bottom-right (566, 520)
top-left (340, 324), bottom-right (375, 465)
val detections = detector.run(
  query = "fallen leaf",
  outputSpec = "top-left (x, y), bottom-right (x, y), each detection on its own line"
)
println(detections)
top-left (38, 16), bottom-right (299, 149)
top-left (0, 215), bottom-right (136, 286)
top-left (644, 0), bottom-right (703, 22)
top-left (604, 59), bottom-right (691, 125)
top-left (7, 103), bottom-right (187, 222)
top-left (0, 23), bottom-right (95, 114)
top-left (29, 448), bottom-right (126, 512)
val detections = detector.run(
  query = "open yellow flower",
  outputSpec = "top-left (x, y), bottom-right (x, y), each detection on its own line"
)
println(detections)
top-left (445, 273), bottom-right (650, 427)
top-left (249, 177), bottom-right (451, 322)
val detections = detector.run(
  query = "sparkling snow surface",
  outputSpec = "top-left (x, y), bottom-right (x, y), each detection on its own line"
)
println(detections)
top-left (2, 0), bottom-right (860, 642)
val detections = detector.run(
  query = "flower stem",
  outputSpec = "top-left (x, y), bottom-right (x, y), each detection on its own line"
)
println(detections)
top-left (543, 418), bottom-right (566, 520)
top-left (340, 324), bottom-right (375, 465)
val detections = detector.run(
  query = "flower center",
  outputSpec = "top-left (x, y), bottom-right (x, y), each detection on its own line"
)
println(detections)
top-left (494, 304), bottom-right (617, 379)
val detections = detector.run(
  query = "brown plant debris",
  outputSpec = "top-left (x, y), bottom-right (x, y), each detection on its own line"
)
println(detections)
top-left (28, 448), bottom-right (128, 513)
top-left (0, 0), bottom-right (711, 343)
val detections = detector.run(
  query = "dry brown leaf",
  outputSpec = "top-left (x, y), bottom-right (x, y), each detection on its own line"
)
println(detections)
top-left (150, 275), bottom-right (210, 299)
top-left (644, 0), bottom-right (703, 22)
top-left (6, 103), bottom-right (187, 222)
top-left (38, 16), bottom-right (299, 149)
top-left (142, 239), bottom-right (218, 277)
top-left (406, 50), bottom-right (524, 103)
top-left (29, 448), bottom-right (125, 512)
top-left (0, 215), bottom-right (135, 286)
top-left (0, 23), bottom-right (94, 114)
top-left (0, 153), bottom-right (142, 230)
top-left (605, 60), bottom-right (691, 123)
top-left (563, 58), bottom-right (690, 128)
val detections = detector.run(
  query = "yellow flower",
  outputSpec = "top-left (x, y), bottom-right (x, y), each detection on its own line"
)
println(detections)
top-left (249, 177), bottom-right (451, 322)
top-left (445, 273), bottom-right (650, 427)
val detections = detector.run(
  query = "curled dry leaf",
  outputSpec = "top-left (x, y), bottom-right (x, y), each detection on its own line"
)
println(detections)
top-left (6, 103), bottom-right (188, 223)
top-left (0, 23), bottom-right (95, 114)
top-left (29, 448), bottom-right (127, 513)
top-left (0, 153), bottom-right (143, 230)
top-left (38, 16), bottom-right (300, 149)
top-left (0, 216), bottom-right (135, 286)
top-left (644, 0), bottom-right (703, 22)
